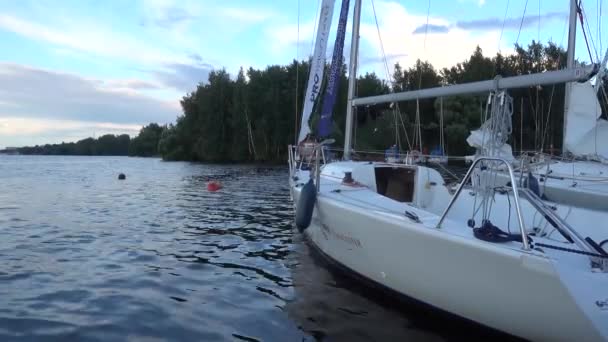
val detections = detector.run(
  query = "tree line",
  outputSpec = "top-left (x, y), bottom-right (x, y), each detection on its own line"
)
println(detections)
top-left (157, 41), bottom-right (607, 161)
top-left (15, 123), bottom-right (164, 157)
top-left (14, 42), bottom-right (608, 161)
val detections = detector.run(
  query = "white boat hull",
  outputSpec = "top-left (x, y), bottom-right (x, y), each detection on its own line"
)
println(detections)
top-left (289, 164), bottom-right (606, 341)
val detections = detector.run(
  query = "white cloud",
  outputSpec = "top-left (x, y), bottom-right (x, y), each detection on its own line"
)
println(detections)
top-left (103, 79), bottom-right (161, 91)
top-left (479, 0), bottom-right (486, 6)
top-left (0, 63), bottom-right (179, 125)
top-left (0, 117), bottom-right (141, 136)
top-left (358, 1), bottom-right (511, 74)
top-left (219, 7), bottom-right (276, 24)
top-left (266, 18), bottom-right (316, 57)
top-left (265, 1), bottom-right (512, 76)
top-left (0, 117), bottom-right (142, 148)
top-left (0, 13), bottom-right (186, 65)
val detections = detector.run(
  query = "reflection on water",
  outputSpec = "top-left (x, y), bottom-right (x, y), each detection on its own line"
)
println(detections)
top-left (0, 155), bottom-right (513, 341)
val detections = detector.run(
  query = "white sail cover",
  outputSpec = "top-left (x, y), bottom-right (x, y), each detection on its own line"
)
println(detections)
top-left (564, 82), bottom-right (608, 160)
top-left (466, 129), bottom-right (516, 162)
top-left (297, 0), bottom-right (335, 144)
top-left (466, 92), bottom-right (516, 162)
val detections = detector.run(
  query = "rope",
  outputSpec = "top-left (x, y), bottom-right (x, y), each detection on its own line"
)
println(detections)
top-left (534, 242), bottom-right (608, 259)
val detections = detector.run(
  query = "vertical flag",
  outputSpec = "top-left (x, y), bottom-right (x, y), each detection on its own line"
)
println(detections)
top-left (297, 0), bottom-right (336, 143)
top-left (317, 0), bottom-right (350, 138)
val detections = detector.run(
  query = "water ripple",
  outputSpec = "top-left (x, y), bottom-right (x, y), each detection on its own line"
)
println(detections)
top-left (0, 156), bottom-right (506, 341)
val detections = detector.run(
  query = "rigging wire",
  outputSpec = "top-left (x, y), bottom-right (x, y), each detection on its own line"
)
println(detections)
top-left (580, 1), bottom-right (600, 62)
top-left (413, 0), bottom-right (431, 153)
top-left (370, 0), bottom-right (411, 151)
top-left (493, 0), bottom-right (510, 77)
top-left (598, 0), bottom-right (602, 54)
top-left (295, 0), bottom-right (322, 145)
top-left (309, 0), bottom-right (323, 58)
top-left (600, 0), bottom-right (603, 53)
top-left (515, 0), bottom-right (529, 46)
top-left (511, 0), bottom-right (528, 154)
top-left (294, 0), bottom-right (301, 145)
top-left (536, 0), bottom-right (541, 150)
top-left (498, 0), bottom-right (510, 51)
top-left (577, 0), bottom-right (597, 63)
top-left (539, 11), bottom-right (570, 153)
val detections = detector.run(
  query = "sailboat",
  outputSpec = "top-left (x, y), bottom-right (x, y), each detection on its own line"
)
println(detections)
top-left (466, 0), bottom-right (608, 212)
top-left (427, 97), bottom-right (448, 165)
top-left (289, 0), bottom-right (608, 340)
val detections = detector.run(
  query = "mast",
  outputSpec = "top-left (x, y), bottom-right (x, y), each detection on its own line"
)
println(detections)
top-left (563, 0), bottom-right (577, 154)
top-left (343, 0), bottom-right (361, 160)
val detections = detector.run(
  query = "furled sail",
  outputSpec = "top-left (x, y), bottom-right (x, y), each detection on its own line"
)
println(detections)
top-left (466, 92), bottom-right (516, 162)
top-left (317, 0), bottom-right (350, 138)
top-left (563, 81), bottom-right (607, 161)
top-left (297, 0), bottom-right (336, 144)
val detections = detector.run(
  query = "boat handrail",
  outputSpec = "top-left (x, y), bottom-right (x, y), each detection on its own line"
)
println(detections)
top-left (517, 188), bottom-right (602, 263)
top-left (435, 157), bottom-right (530, 250)
top-left (289, 140), bottom-right (334, 192)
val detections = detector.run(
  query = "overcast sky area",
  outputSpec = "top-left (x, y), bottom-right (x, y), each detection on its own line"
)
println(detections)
top-left (0, 0), bottom-right (606, 148)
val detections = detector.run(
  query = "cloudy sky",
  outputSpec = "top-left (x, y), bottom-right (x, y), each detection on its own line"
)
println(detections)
top-left (0, 0), bottom-right (605, 148)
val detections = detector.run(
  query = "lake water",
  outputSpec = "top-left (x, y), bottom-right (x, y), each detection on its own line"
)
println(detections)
top-left (0, 155), bottom-right (513, 341)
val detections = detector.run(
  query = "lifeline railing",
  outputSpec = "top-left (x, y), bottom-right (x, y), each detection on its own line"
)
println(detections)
top-left (435, 156), bottom-right (605, 262)
top-left (435, 157), bottom-right (529, 250)
top-left (288, 139), bottom-right (334, 192)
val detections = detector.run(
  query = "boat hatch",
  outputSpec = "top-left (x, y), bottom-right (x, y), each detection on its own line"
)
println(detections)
top-left (374, 166), bottom-right (416, 202)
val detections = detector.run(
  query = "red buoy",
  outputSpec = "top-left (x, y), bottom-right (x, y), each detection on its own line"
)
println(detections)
top-left (207, 181), bottom-right (222, 192)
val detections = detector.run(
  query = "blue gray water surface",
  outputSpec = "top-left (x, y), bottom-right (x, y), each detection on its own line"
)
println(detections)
top-left (0, 155), bottom-right (507, 341)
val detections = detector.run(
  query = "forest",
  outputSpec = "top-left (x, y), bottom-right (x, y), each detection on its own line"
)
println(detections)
top-left (16, 123), bottom-right (164, 157)
top-left (157, 41), bottom-right (607, 162)
top-left (14, 42), bottom-right (608, 162)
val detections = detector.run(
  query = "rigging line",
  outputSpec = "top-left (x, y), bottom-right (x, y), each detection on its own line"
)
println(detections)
top-left (297, 0), bottom-right (322, 144)
top-left (539, 4), bottom-right (570, 151)
top-left (423, 0), bottom-right (431, 50)
top-left (494, 0), bottom-right (510, 76)
top-left (412, 0), bottom-right (431, 153)
top-left (418, 0), bottom-right (431, 90)
top-left (294, 0), bottom-right (301, 145)
top-left (370, 0), bottom-right (392, 84)
top-left (540, 84), bottom-right (556, 151)
top-left (514, 0), bottom-right (529, 78)
top-left (515, 0), bottom-right (529, 46)
top-left (595, 0), bottom-right (603, 51)
top-left (498, 0), bottom-right (510, 50)
top-left (580, 2), bottom-right (600, 61)
top-left (577, 1), bottom-right (596, 62)
top-left (536, 0), bottom-right (541, 151)
top-left (601, 85), bottom-right (608, 119)
top-left (309, 0), bottom-right (323, 58)
top-left (370, 0), bottom-right (407, 149)
top-left (538, 0), bottom-right (541, 50)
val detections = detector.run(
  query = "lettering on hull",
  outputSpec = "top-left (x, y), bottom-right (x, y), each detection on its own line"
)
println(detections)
top-left (320, 222), bottom-right (362, 248)
top-left (596, 299), bottom-right (608, 310)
